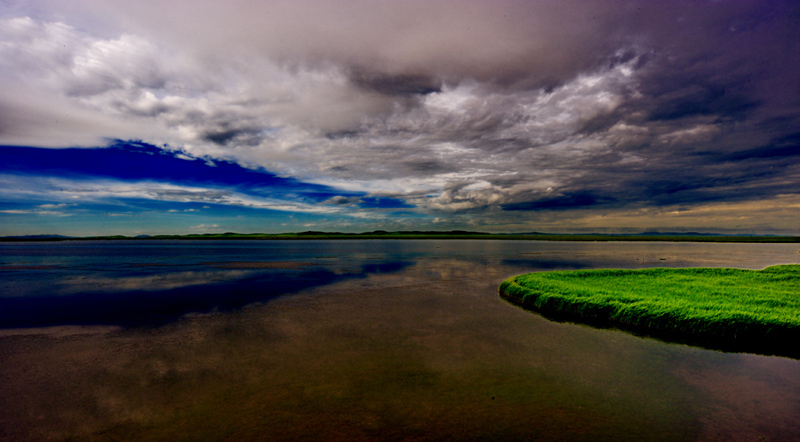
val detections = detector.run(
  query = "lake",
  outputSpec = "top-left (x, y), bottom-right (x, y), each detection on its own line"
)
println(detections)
top-left (1, 240), bottom-right (799, 441)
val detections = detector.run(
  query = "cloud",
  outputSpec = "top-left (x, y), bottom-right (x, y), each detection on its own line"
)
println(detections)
top-left (1, 0), bottom-right (798, 233)
top-left (191, 224), bottom-right (221, 231)
top-left (505, 194), bottom-right (800, 235)
top-left (0, 203), bottom-right (72, 216)
top-left (0, 176), bottom-right (345, 215)
top-left (503, 192), bottom-right (618, 212)
top-left (322, 196), bottom-right (362, 206)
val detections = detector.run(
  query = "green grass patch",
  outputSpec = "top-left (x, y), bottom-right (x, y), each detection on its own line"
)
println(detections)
top-left (499, 265), bottom-right (800, 358)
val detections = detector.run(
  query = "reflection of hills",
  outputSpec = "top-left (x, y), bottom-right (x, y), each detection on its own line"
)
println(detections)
top-left (0, 261), bottom-right (411, 328)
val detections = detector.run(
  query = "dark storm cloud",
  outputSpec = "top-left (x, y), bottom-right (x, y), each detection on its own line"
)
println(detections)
top-left (502, 192), bottom-right (618, 211)
top-left (350, 71), bottom-right (442, 96)
top-left (203, 127), bottom-right (266, 147)
top-left (723, 133), bottom-right (800, 162)
top-left (502, 129), bottom-right (800, 213)
top-left (645, 83), bottom-right (760, 123)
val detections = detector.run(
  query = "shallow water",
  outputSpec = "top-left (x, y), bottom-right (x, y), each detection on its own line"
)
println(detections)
top-left (1, 240), bottom-right (799, 441)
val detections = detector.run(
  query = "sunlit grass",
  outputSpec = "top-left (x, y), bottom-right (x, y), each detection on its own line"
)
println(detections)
top-left (499, 265), bottom-right (800, 357)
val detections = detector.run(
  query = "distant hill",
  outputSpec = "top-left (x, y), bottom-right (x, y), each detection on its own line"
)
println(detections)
top-left (637, 231), bottom-right (724, 236)
top-left (1, 231), bottom-right (797, 243)
top-left (509, 231), bottom-right (775, 237)
top-left (1, 234), bottom-right (73, 240)
top-left (296, 230), bottom-right (490, 236)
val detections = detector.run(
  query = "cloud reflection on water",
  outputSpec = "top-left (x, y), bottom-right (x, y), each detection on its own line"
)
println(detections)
top-left (60, 269), bottom-right (256, 293)
top-left (0, 258), bottom-right (413, 328)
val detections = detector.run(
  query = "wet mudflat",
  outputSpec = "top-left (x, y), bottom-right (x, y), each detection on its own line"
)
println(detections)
top-left (1, 240), bottom-right (799, 441)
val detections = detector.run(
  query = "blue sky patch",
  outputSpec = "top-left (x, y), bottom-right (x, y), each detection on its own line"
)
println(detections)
top-left (0, 141), bottom-right (415, 235)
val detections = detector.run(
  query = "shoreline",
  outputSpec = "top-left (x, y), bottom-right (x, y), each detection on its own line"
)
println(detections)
top-left (3, 233), bottom-right (800, 243)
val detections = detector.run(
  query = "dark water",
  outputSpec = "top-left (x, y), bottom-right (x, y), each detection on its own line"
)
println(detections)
top-left (1, 240), bottom-right (799, 441)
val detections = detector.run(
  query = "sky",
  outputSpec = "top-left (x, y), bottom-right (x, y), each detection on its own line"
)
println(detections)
top-left (1, 0), bottom-right (799, 236)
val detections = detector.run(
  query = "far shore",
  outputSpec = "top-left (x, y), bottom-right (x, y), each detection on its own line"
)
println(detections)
top-left (3, 231), bottom-right (799, 243)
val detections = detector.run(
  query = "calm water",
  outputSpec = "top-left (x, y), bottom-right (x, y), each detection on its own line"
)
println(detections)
top-left (1, 240), bottom-right (799, 441)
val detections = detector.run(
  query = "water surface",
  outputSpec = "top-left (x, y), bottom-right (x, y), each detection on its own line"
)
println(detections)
top-left (1, 240), bottom-right (799, 441)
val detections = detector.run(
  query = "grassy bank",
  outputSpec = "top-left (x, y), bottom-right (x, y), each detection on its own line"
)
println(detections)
top-left (499, 265), bottom-right (800, 358)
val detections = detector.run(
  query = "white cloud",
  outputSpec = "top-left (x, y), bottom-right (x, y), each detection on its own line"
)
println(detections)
top-left (0, 202), bottom-right (75, 215)
top-left (191, 224), bottom-right (221, 231)
top-left (658, 124), bottom-right (720, 145)
top-left (0, 174), bottom-right (352, 216)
